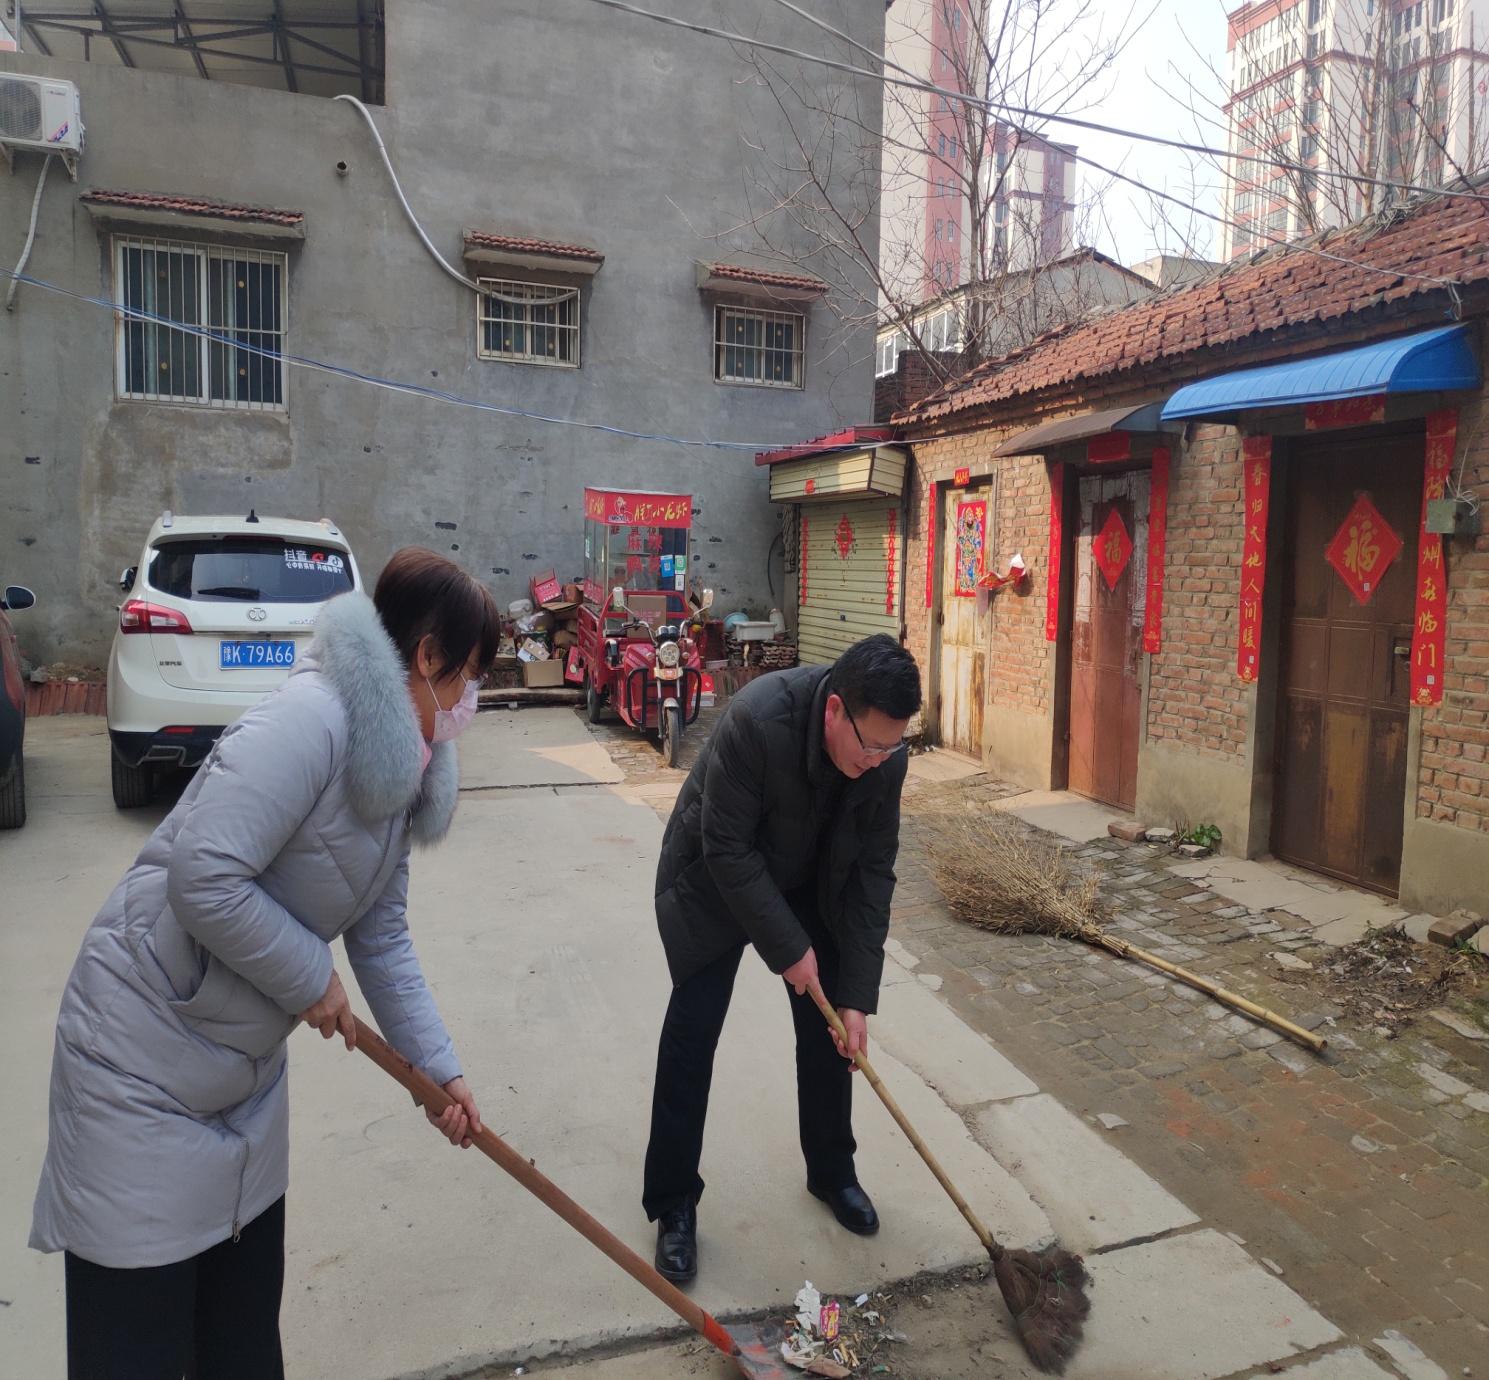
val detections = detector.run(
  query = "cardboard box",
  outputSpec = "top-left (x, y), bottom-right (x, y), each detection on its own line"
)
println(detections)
top-left (553, 629), bottom-right (577, 648)
top-left (563, 582), bottom-right (583, 604)
top-left (530, 569), bottom-right (562, 605)
top-left (517, 637), bottom-right (551, 662)
top-left (523, 658), bottom-right (566, 688)
top-left (564, 646), bottom-right (586, 685)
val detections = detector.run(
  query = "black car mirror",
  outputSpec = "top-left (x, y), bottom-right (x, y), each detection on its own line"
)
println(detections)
top-left (2, 585), bottom-right (35, 612)
top-left (119, 566), bottom-right (138, 593)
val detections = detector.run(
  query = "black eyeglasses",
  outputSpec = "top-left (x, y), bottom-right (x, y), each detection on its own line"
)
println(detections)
top-left (842, 700), bottom-right (908, 759)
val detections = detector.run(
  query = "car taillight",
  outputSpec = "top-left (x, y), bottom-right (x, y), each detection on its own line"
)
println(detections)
top-left (119, 599), bottom-right (194, 635)
top-left (2, 641), bottom-right (22, 708)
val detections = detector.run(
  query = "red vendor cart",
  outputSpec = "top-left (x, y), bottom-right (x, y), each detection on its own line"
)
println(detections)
top-left (575, 487), bottom-right (712, 766)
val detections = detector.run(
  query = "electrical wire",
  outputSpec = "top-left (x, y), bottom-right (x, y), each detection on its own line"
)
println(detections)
top-left (585, 0), bottom-right (1489, 208)
top-left (5, 153), bottom-right (53, 312)
top-left (722, 0), bottom-right (1464, 288)
top-left (1078, 148), bottom-right (1462, 289)
top-left (0, 263), bottom-right (859, 453)
top-left (333, 94), bottom-right (485, 295)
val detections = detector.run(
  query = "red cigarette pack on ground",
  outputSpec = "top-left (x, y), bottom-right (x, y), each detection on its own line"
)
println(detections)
top-left (819, 1301), bottom-right (840, 1342)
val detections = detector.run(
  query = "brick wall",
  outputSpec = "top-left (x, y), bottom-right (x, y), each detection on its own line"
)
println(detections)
top-left (1147, 426), bottom-right (1249, 759)
top-left (1417, 392), bottom-right (1489, 835)
top-left (901, 340), bottom-right (1489, 843)
top-left (905, 414), bottom-right (1250, 754)
top-left (874, 350), bottom-right (967, 424)
top-left (902, 429), bottom-right (1058, 725)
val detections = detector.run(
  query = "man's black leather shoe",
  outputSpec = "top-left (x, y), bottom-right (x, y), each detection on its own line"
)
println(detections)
top-left (808, 1181), bottom-right (880, 1236)
top-left (655, 1200), bottom-right (698, 1283)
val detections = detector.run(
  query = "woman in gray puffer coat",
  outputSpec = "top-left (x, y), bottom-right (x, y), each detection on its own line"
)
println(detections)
top-left (30, 547), bottom-right (500, 1380)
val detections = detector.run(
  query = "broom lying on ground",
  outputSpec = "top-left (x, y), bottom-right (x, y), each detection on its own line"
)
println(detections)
top-left (926, 813), bottom-right (1326, 1054)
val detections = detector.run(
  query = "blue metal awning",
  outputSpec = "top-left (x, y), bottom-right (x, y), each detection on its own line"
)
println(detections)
top-left (1160, 324), bottom-right (1480, 421)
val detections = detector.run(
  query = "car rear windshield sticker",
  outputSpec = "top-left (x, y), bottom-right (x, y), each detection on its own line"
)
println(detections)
top-left (283, 548), bottom-right (346, 573)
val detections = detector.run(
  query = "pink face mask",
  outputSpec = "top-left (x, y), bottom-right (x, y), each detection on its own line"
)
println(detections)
top-left (427, 674), bottom-right (480, 743)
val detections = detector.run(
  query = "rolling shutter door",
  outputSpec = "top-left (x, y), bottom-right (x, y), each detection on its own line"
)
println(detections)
top-left (798, 499), bottom-right (904, 665)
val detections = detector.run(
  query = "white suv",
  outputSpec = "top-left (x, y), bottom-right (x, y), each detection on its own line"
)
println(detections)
top-left (108, 510), bottom-right (362, 808)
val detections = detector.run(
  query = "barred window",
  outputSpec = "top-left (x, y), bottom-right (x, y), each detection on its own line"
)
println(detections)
top-left (114, 236), bottom-right (286, 410)
top-left (477, 279), bottom-right (580, 367)
top-left (714, 306), bottom-right (804, 389)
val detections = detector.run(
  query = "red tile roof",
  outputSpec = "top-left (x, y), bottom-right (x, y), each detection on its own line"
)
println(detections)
top-left (755, 426), bottom-right (896, 466)
top-left (80, 189), bottom-right (304, 228)
top-left (704, 262), bottom-right (829, 295)
top-left (462, 230), bottom-right (604, 264)
top-left (899, 190), bottom-right (1489, 426)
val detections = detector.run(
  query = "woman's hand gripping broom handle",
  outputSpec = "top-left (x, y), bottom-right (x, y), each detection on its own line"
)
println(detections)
top-left (348, 1017), bottom-right (740, 1360)
top-left (808, 989), bottom-right (1002, 1261)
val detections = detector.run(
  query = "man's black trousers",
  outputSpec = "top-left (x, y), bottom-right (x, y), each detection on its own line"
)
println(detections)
top-left (643, 906), bottom-right (856, 1220)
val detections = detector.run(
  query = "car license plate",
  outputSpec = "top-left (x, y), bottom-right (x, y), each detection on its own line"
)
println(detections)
top-left (219, 640), bottom-right (296, 669)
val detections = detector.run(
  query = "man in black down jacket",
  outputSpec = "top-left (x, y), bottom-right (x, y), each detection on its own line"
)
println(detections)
top-left (643, 634), bottom-right (922, 1283)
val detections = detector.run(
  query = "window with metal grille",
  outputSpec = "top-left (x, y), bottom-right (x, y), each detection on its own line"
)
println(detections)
top-left (114, 236), bottom-right (286, 410)
top-left (714, 306), bottom-right (804, 389)
top-left (477, 279), bottom-right (580, 367)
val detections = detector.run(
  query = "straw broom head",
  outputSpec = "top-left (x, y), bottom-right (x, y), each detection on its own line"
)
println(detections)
top-left (994, 1244), bottom-right (1092, 1374)
top-left (925, 811), bottom-right (1109, 940)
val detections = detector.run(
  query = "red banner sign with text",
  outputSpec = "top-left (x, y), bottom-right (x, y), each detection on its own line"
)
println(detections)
top-left (885, 507), bottom-right (898, 615)
top-left (583, 489), bottom-right (692, 528)
top-left (800, 514), bottom-right (810, 608)
top-left (1087, 431), bottom-right (1131, 465)
top-left (925, 479), bottom-right (937, 609)
top-left (1045, 462), bottom-right (1064, 642)
top-left (1237, 438), bottom-right (1272, 683)
top-left (1304, 394), bottom-right (1387, 431)
top-left (1410, 409), bottom-right (1457, 706)
top-left (1143, 447), bottom-right (1171, 654)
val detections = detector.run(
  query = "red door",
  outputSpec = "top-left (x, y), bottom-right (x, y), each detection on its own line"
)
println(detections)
top-left (1068, 472), bottom-right (1146, 811)
top-left (1273, 432), bottom-right (1420, 894)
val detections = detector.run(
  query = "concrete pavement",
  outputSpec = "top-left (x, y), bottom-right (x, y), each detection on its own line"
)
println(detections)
top-left (2, 712), bottom-right (1375, 1378)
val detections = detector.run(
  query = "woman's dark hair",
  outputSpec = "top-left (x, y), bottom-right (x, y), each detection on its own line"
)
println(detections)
top-left (832, 634), bottom-right (922, 720)
top-left (374, 547), bottom-right (503, 679)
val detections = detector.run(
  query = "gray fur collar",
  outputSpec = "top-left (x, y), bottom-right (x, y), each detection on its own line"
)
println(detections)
top-left (303, 592), bottom-right (459, 847)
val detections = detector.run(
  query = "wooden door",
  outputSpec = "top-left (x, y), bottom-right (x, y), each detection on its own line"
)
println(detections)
top-left (936, 482), bottom-right (993, 757)
top-left (1068, 471), bottom-right (1147, 811)
top-left (1273, 433), bottom-right (1420, 894)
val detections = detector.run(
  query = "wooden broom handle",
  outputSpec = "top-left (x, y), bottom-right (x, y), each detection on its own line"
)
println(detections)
top-left (809, 989), bottom-right (1001, 1259)
top-left (347, 1017), bottom-right (740, 1360)
top-left (1089, 934), bottom-right (1327, 1052)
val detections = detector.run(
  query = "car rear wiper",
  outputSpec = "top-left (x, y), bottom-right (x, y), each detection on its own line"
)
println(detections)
top-left (196, 587), bottom-right (263, 600)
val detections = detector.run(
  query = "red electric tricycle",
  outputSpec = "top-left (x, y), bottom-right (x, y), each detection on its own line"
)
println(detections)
top-left (575, 487), bottom-right (713, 766)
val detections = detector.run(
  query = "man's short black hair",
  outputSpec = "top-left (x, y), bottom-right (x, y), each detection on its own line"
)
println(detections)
top-left (831, 634), bottom-right (922, 721)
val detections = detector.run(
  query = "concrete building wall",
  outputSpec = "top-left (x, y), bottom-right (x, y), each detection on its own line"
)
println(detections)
top-left (0, 0), bottom-right (884, 664)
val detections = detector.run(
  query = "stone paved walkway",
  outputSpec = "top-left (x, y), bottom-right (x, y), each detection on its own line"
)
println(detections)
top-left (580, 706), bottom-right (1489, 1376)
top-left (895, 768), bottom-right (1489, 1377)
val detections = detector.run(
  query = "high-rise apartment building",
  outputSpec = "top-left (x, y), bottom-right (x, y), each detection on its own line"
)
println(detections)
top-left (1223, 0), bottom-right (1489, 260)
top-left (880, 0), bottom-right (1077, 306)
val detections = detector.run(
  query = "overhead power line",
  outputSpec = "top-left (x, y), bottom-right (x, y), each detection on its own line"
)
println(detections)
top-left (581, 0), bottom-right (1465, 288)
top-left (582, 0), bottom-right (1489, 207)
top-left (0, 266), bottom-right (858, 454)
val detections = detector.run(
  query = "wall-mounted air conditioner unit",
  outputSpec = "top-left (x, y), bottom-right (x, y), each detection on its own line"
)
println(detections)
top-left (0, 73), bottom-right (84, 177)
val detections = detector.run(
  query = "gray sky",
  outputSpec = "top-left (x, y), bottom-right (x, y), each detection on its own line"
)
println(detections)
top-left (1057, 0), bottom-right (1233, 266)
